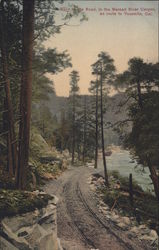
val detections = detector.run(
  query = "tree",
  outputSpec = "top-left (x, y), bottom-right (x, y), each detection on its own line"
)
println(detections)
top-left (69, 70), bottom-right (80, 165)
top-left (0, 0), bottom-right (18, 175)
top-left (89, 79), bottom-right (100, 168)
top-left (82, 95), bottom-right (87, 163)
top-left (17, 0), bottom-right (35, 189)
top-left (0, 0), bottom-right (86, 188)
top-left (115, 58), bottom-right (159, 200)
top-left (92, 52), bottom-right (116, 186)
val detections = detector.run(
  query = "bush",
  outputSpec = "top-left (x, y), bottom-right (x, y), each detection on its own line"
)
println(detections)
top-left (0, 189), bottom-right (52, 218)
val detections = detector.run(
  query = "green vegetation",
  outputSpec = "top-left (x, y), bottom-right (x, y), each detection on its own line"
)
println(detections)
top-left (0, 0), bottom-right (86, 217)
top-left (114, 58), bottom-right (159, 200)
top-left (0, 189), bottom-right (52, 219)
top-left (0, 129), bottom-right (67, 217)
top-left (98, 171), bottom-right (159, 233)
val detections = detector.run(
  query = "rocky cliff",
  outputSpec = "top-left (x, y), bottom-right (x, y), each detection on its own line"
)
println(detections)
top-left (0, 195), bottom-right (62, 250)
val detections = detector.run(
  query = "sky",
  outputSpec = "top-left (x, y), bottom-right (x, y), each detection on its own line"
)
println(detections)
top-left (45, 1), bottom-right (158, 97)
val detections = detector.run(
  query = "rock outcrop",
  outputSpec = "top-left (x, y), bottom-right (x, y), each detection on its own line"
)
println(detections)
top-left (0, 195), bottom-right (62, 250)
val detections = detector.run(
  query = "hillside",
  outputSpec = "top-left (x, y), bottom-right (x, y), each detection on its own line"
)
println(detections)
top-left (46, 92), bottom-right (129, 146)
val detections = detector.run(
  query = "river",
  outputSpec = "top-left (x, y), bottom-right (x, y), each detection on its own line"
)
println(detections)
top-left (98, 147), bottom-right (153, 193)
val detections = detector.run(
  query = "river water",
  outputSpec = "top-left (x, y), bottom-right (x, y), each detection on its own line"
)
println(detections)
top-left (98, 148), bottom-right (153, 193)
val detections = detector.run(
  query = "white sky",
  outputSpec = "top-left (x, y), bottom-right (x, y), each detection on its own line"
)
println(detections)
top-left (45, 1), bottom-right (158, 97)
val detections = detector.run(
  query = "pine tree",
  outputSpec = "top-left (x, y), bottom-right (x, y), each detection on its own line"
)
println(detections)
top-left (17, 0), bottom-right (35, 189)
top-left (92, 52), bottom-right (116, 186)
top-left (69, 70), bottom-right (80, 165)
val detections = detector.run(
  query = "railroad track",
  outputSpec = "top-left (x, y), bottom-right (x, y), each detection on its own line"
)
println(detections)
top-left (46, 166), bottom-right (151, 250)
top-left (76, 182), bottom-right (135, 250)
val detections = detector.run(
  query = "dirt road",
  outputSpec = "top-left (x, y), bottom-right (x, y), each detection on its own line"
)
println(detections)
top-left (44, 166), bottom-right (150, 250)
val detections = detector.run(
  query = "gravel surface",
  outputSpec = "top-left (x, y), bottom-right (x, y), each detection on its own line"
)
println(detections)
top-left (44, 166), bottom-right (151, 250)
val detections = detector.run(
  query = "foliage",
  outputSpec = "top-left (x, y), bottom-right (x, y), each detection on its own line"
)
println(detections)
top-left (98, 173), bottom-right (159, 233)
top-left (114, 58), bottom-right (159, 170)
top-left (0, 189), bottom-right (52, 218)
top-left (125, 91), bottom-right (159, 168)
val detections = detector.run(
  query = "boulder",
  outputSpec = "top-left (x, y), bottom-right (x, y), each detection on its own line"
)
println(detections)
top-left (1, 222), bottom-right (31, 250)
top-left (0, 196), bottom-right (62, 250)
top-left (0, 236), bottom-right (18, 250)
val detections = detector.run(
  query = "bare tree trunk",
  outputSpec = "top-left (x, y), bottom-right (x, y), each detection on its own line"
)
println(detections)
top-left (17, 0), bottom-right (34, 189)
top-left (82, 95), bottom-right (87, 163)
top-left (0, 0), bottom-right (17, 175)
top-left (77, 145), bottom-right (80, 161)
top-left (7, 130), bottom-right (14, 175)
top-left (100, 65), bottom-right (109, 186)
top-left (148, 164), bottom-right (159, 201)
top-left (95, 81), bottom-right (99, 169)
top-left (3, 100), bottom-right (13, 175)
top-left (72, 93), bottom-right (75, 165)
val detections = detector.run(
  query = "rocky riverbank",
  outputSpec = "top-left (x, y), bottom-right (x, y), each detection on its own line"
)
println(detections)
top-left (88, 173), bottom-right (158, 249)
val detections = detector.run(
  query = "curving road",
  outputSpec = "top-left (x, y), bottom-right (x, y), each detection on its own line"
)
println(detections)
top-left (44, 166), bottom-right (150, 250)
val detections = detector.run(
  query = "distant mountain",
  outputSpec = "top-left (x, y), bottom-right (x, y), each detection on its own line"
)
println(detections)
top-left (47, 92), bottom-right (128, 122)
top-left (46, 91), bottom-right (129, 146)
top-left (46, 93), bottom-right (68, 118)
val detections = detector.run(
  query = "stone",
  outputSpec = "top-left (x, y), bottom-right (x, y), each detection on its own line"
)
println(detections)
top-left (1, 222), bottom-right (31, 250)
top-left (138, 224), bottom-right (147, 230)
top-left (90, 184), bottom-right (96, 191)
top-left (26, 224), bottom-right (47, 247)
top-left (102, 206), bottom-right (109, 211)
top-left (140, 235), bottom-right (154, 241)
top-left (149, 230), bottom-right (158, 240)
top-left (3, 211), bottom-right (39, 233)
top-left (130, 226), bottom-right (140, 234)
top-left (38, 232), bottom-right (58, 250)
top-left (91, 176), bottom-right (97, 182)
top-left (48, 195), bottom-right (59, 205)
top-left (117, 222), bottom-right (127, 229)
top-left (97, 177), bottom-right (104, 185)
top-left (0, 236), bottom-right (18, 250)
top-left (121, 216), bottom-right (131, 225)
top-left (0, 195), bottom-right (61, 250)
top-left (57, 238), bottom-right (63, 250)
top-left (111, 214), bottom-right (120, 222)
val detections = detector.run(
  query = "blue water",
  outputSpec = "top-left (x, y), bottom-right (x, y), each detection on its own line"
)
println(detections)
top-left (98, 149), bottom-right (153, 192)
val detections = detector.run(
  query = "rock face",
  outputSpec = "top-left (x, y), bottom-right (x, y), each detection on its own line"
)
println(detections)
top-left (0, 196), bottom-right (62, 250)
